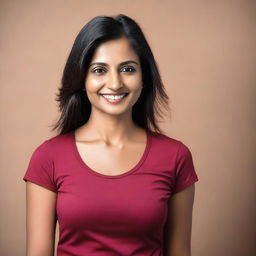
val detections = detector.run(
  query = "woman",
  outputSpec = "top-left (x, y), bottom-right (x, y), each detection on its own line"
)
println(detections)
top-left (23, 14), bottom-right (199, 256)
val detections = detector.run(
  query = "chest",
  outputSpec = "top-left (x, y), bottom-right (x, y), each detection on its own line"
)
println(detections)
top-left (75, 141), bottom-right (146, 176)
top-left (55, 134), bottom-right (173, 238)
top-left (56, 173), bottom-right (170, 237)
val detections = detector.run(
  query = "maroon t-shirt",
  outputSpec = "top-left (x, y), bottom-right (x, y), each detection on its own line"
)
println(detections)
top-left (23, 130), bottom-right (199, 256)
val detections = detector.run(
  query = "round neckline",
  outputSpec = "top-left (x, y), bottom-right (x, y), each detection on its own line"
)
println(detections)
top-left (70, 129), bottom-right (152, 179)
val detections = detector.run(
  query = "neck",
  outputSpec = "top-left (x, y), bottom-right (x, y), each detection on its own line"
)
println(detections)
top-left (79, 107), bottom-right (141, 145)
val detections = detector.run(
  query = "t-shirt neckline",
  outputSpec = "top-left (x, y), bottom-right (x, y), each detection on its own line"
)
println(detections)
top-left (70, 129), bottom-right (152, 179)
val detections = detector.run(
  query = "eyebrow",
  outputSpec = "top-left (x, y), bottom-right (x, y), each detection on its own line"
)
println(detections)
top-left (88, 60), bottom-right (139, 68)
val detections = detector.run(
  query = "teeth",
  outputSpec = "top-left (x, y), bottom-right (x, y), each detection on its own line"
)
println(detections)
top-left (102, 94), bottom-right (126, 100)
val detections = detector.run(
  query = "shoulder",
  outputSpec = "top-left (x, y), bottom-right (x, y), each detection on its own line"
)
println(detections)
top-left (30, 139), bottom-right (52, 159)
top-left (44, 131), bottom-right (73, 149)
top-left (149, 130), bottom-right (189, 151)
top-left (148, 131), bottom-right (194, 163)
top-left (30, 131), bottom-right (73, 159)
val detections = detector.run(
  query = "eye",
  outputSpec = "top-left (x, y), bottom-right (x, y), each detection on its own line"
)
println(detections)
top-left (91, 66), bottom-right (136, 75)
top-left (91, 67), bottom-right (106, 74)
top-left (121, 66), bottom-right (136, 73)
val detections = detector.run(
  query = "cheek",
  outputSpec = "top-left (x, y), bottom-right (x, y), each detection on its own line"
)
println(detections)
top-left (85, 77), bottom-right (103, 93)
top-left (123, 74), bottom-right (142, 88)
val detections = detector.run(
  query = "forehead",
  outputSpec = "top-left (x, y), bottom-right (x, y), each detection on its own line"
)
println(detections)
top-left (90, 37), bottom-right (139, 63)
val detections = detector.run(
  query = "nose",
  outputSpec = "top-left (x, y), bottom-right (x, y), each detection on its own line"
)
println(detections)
top-left (107, 69), bottom-right (124, 90)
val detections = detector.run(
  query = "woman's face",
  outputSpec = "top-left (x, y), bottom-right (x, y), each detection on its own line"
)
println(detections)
top-left (84, 36), bottom-right (143, 116)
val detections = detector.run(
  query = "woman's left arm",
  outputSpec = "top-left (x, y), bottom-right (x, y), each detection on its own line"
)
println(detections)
top-left (163, 184), bottom-right (196, 256)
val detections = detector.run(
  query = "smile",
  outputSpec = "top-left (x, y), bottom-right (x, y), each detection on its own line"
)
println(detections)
top-left (99, 93), bottom-right (129, 104)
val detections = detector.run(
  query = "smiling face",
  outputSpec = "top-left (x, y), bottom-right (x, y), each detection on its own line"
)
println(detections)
top-left (84, 36), bottom-right (143, 117)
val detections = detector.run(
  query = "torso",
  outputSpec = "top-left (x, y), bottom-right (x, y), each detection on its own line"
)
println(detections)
top-left (74, 127), bottom-right (147, 176)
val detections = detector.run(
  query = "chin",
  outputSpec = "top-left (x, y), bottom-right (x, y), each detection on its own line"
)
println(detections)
top-left (100, 107), bottom-right (131, 116)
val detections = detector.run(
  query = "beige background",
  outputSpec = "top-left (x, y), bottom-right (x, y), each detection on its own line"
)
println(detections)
top-left (1, 0), bottom-right (255, 255)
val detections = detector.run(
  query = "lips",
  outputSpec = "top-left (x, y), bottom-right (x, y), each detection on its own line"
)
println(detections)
top-left (99, 93), bottom-right (129, 99)
top-left (99, 93), bottom-right (129, 104)
top-left (99, 93), bottom-right (129, 96)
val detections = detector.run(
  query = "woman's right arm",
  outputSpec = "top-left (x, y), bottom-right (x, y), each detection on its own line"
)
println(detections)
top-left (26, 181), bottom-right (57, 256)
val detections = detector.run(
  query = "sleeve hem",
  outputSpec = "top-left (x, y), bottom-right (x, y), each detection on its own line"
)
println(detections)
top-left (172, 176), bottom-right (199, 195)
top-left (23, 176), bottom-right (57, 193)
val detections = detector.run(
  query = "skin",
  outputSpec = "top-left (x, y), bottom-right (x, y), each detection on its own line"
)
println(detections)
top-left (25, 36), bottom-right (195, 256)
top-left (26, 183), bottom-right (57, 256)
top-left (163, 184), bottom-right (195, 256)
top-left (78, 36), bottom-right (144, 146)
top-left (74, 36), bottom-right (146, 175)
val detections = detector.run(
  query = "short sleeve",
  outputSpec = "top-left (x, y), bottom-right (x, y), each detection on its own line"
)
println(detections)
top-left (172, 142), bottom-right (199, 194)
top-left (23, 140), bottom-right (57, 193)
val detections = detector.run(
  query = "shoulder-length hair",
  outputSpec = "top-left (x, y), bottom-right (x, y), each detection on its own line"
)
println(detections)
top-left (50, 14), bottom-right (170, 136)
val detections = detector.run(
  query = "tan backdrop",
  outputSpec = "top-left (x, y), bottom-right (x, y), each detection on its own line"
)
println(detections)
top-left (1, 0), bottom-right (255, 255)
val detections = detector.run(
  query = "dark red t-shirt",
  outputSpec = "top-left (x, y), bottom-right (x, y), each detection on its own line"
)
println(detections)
top-left (23, 130), bottom-right (199, 256)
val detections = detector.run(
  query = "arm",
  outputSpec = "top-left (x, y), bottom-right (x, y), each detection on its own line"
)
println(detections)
top-left (163, 183), bottom-right (196, 256)
top-left (26, 181), bottom-right (57, 256)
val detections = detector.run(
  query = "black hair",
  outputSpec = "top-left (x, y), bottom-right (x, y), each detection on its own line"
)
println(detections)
top-left (50, 14), bottom-right (171, 135)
